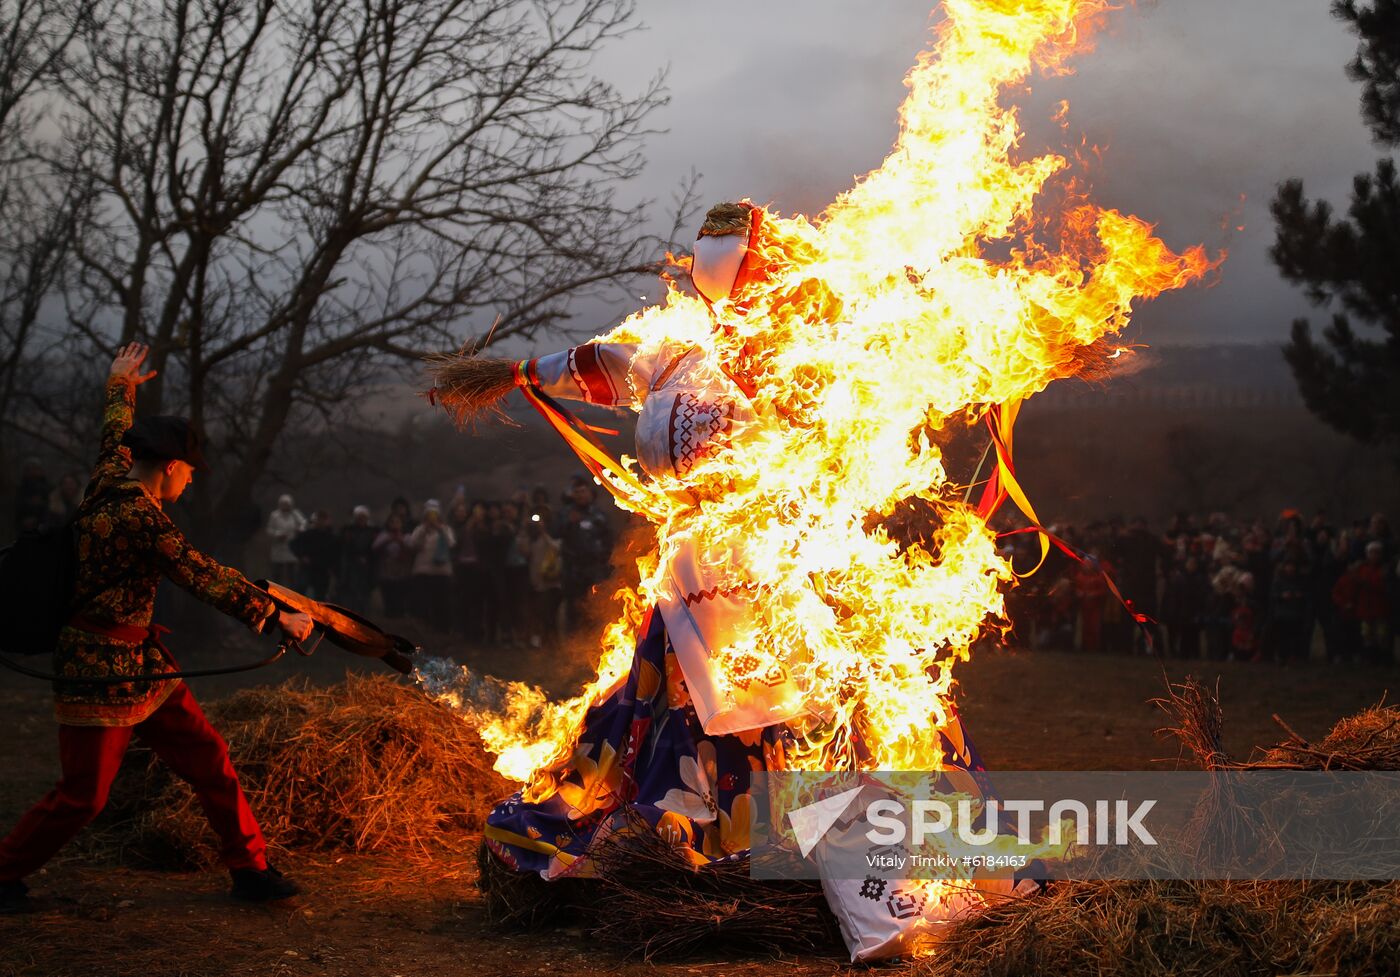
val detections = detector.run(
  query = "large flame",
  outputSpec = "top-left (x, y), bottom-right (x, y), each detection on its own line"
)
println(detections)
top-left (432, 0), bottom-right (1216, 786)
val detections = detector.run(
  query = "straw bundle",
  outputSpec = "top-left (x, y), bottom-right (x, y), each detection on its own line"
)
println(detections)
top-left (92, 675), bottom-right (512, 868)
top-left (425, 353), bottom-right (518, 426)
top-left (475, 841), bottom-right (583, 930)
top-left (1161, 675), bottom-right (1400, 773)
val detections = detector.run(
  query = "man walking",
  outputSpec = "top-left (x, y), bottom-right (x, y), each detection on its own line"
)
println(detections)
top-left (0, 344), bottom-right (313, 914)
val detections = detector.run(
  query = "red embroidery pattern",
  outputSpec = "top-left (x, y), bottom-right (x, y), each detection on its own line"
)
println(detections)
top-left (667, 392), bottom-right (733, 477)
top-left (567, 344), bottom-right (618, 405)
top-left (680, 580), bottom-right (758, 608)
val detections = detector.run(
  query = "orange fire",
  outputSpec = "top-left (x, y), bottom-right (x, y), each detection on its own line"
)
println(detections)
top-left (437, 0), bottom-right (1216, 785)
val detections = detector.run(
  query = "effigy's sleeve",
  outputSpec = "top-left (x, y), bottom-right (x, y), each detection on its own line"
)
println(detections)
top-left (523, 342), bottom-right (654, 410)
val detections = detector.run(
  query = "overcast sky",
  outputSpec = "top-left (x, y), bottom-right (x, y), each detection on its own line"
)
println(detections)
top-left (577, 0), bottom-right (1380, 349)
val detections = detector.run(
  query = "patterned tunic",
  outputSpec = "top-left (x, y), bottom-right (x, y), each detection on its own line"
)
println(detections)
top-left (54, 379), bottom-right (274, 727)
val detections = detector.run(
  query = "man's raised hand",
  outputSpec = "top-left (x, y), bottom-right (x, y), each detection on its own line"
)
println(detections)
top-left (109, 342), bottom-right (158, 385)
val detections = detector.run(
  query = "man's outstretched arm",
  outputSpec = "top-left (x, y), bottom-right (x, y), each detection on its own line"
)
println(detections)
top-left (88, 343), bottom-right (159, 494)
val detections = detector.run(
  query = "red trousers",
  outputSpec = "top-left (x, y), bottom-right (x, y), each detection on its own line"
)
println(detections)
top-left (0, 681), bottom-right (267, 882)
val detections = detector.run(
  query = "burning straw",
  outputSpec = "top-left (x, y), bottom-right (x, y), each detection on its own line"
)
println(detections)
top-left (90, 675), bottom-right (512, 869)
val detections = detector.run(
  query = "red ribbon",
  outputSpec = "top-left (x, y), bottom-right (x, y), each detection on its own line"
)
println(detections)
top-left (996, 526), bottom-right (1157, 651)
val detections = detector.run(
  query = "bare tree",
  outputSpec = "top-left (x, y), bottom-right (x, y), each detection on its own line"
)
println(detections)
top-left (0, 0), bottom-right (101, 504)
top-left (38, 0), bottom-right (667, 543)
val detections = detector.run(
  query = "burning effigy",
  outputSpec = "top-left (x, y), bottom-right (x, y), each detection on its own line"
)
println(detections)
top-left (424, 0), bottom-right (1215, 960)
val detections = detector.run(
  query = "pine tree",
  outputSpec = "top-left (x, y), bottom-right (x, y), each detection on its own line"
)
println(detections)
top-left (1271, 0), bottom-right (1400, 465)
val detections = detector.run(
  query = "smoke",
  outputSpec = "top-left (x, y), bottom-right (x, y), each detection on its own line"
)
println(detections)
top-left (413, 655), bottom-right (520, 716)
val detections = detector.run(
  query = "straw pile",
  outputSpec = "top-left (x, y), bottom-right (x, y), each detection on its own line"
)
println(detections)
top-left (1160, 676), bottom-right (1400, 772)
top-left (579, 810), bottom-right (839, 958)
top-left (91, 674), bottom-right (512, 868)
top-left (914, 878), bottom-right (1400, 977)
top-left (476, 815), bottom-right (842, 960)
top-left (909, 682), bottom-right (1400, 977)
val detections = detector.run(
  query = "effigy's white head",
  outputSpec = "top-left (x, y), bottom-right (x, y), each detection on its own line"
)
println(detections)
top-left (691, 201), bottom-right (761, 304)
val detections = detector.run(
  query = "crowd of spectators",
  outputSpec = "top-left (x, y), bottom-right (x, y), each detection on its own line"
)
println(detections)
top-left (257, 475), bottom-right (617, 649)
top-left (11, 456), bottom-right (1396, 664)
top-left (1003, 509), bottom-right (1398, 666)
top-left (12, 459), bottom-right (84, 537)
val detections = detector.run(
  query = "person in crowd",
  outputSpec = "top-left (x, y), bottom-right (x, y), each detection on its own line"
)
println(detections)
top-left (530, 484), bottom-right (551, 512)
top-left (13, 458), bottom-right (51, 536)
top-left (408, 499), bottom-right (455, 633)
top-left (389, 496), bottom-right (417, 534)
top-left (1073, 549), bottom-right (1110, 653)
top-left (1115, 516), bottom-right (1162, 653)
top-left (337, 506), bottom-right (378, 613)
top-left (265, 494), bottom-right (306, 587)
top-left (1161, 554), bottom-right (1209, 659)
top-left (1266, 557), bottom-right (1310, 663)
top-left (289, 509), bottom-right (339, 602)
top-left (500, 501), bottom-right (531, 647)
top-left (447, 498), bottom-right (487, 642)
top-left (477, 501), bottom-right (512, 644)
top-left (1333, 541), bottom-right (1393, 666)
top-left (1360, 513), bottom-right (1395, 565)
top-left (47, 472), bottom-right (84, 527)
top-left (525, 506), bottom-right (563, 648)
top-left (1308, 526), bottom-right (1348, 662)
top-left (371, 513), bottom-right (414, 617)
top-left (0, 344), bottom-right (312, 914)
top-left (555, 478), bottom-right (615, 633)
top-left (1206, 558), bottom-right (1243, 661)
top-left (1230, 572), bottom-right (1259, 662)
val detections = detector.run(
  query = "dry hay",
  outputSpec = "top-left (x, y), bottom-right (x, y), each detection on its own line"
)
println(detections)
top-left (906, 681), bottom-right (1397, 976)
top-left (1261, 699), bottom-right (1400, 771)
top-left (477, 814), bottom-right (842, 961)
top-left (90, 674), bottom-right (512, 868)
top-left (579, 810), bottom-right (840, 959)
top-left (475, 838), bottom-right (584, 930)
top-left (1160, 676), bottom-right (1400, 773)
top-left (914, 878), bottom-right (1400, 977)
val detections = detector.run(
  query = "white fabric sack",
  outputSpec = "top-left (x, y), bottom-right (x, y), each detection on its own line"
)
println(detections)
top-left (821, 871), bottom-right (1040, 962)
top-left (812, 768), bottom-right (1040, 962)
top-left (817, 816), bottom-right (1041, 963)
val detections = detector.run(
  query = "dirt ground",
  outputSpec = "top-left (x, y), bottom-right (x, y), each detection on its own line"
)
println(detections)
top-left (0, 629), bottom-right (1395, 977)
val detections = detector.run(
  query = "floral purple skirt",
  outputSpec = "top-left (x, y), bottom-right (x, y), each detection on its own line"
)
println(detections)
top-left (483, 607), bottom-right (985, 878)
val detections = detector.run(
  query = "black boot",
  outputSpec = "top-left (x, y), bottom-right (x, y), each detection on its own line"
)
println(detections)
top-left (0, 879), bottom-right (32, 915)
top-left (229, 865), bottom-right (301, 903)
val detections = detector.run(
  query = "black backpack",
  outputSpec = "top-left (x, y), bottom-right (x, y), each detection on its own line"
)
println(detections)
top-left (0, 517), bottom-right (80, 656)
top-left (0, 486), bottom-right (120, 657)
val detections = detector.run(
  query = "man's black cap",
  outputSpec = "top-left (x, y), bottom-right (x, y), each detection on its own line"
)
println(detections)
top-left (121, 416), bottom-right (208, 471)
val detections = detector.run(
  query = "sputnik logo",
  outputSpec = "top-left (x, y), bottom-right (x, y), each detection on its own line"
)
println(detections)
top-left (786, 785), bottom-right (866, 858)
